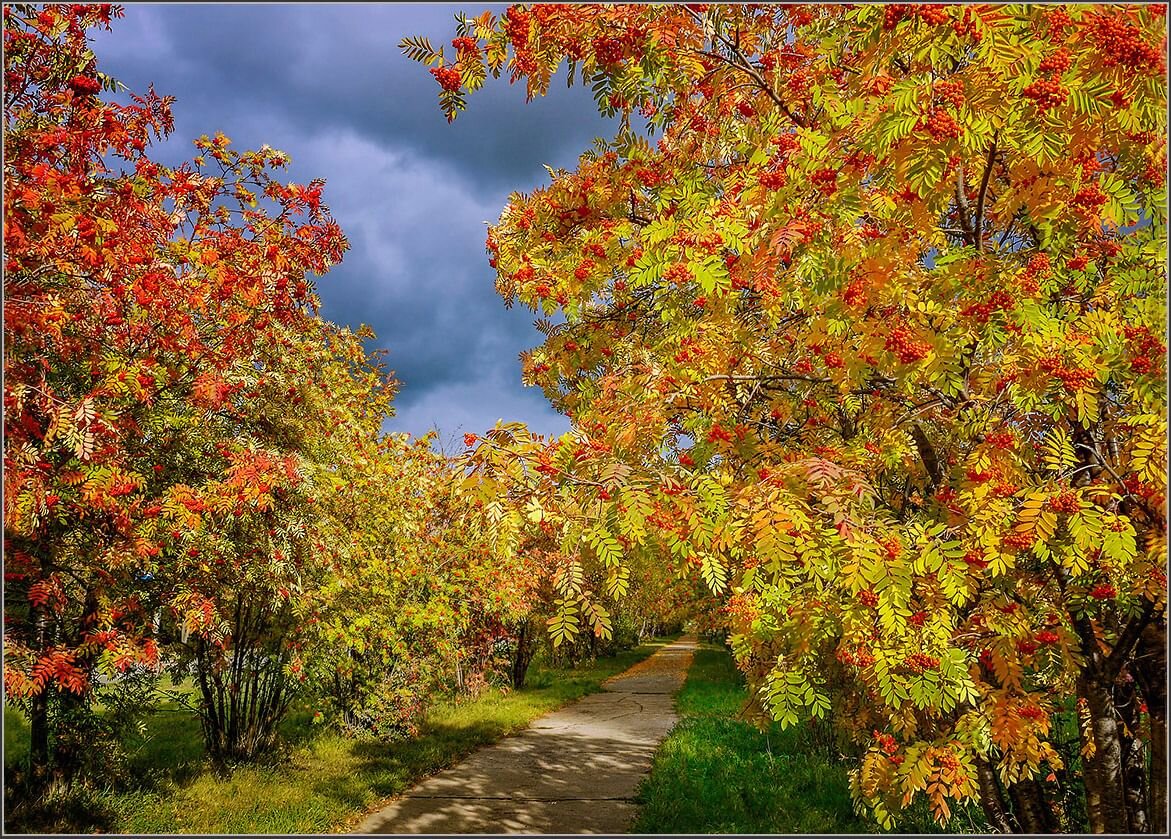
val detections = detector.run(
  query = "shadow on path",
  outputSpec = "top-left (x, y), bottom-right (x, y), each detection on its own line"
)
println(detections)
top-left (352, 635), bottom-right (697, 835)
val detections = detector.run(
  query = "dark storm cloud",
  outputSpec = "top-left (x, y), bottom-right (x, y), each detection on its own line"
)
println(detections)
top-left (90, 4), bottom-right (612, 440)
top-left (92, 4), bottom-right (611, 196)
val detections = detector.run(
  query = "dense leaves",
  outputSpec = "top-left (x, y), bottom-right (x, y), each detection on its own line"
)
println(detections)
top-left (410, 3), bottom-right (1167, 831)
top-left (2, 3), bottom-right (545, 786)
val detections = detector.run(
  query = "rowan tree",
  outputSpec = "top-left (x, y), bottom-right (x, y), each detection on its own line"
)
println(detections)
top-left (2, 1), bottom-right (370, 773)
top-left (410, 4), bottom-right (1167, 832)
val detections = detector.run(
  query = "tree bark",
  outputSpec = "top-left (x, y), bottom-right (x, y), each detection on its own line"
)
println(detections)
top-left (28, 687), bottom-right (50, 782)
top-left (1134, 622), bottom-right (1166, 833)
top-left (1115, 674), bottom-right (1150, 833)
top-left (975, 758), bottom-right (1015, 833)
top-left (1008, 778), bottom-right (1046, 833)
top-left (1080, 674), bottom-right (1131, 833)
top-left (511, 619), bottom-right (536, 689)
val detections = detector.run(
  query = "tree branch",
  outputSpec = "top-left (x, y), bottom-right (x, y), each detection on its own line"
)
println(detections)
top-left (974, 131), bottom-right (999, 252)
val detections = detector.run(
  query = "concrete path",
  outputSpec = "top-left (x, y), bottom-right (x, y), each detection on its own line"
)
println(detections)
top-left (354, 635), bottom-right (697, 835)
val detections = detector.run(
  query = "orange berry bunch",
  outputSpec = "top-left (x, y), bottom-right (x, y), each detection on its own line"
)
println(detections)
top-left (1037, 48), bottom-right (1072, 75)
top-left (985, 431), bottom-right (1015, 449)
top-left (873, 730), bottom-right (899, 755)
top-left (918, 107), bottom-right (962, 141)
top-left (1124, 325), bottom-right (1165, 375)
top-left (884, 324), bottom-right (931, 363)
top-left (1054, 366), bottom-right (1096, 392)
top-left (1048, 490), bottom-right (1080, 513)
top-left (858, 589), bottom-right (879, 608)
top-left (1036, 629), bottom-right (1061, 645)
top-left (1019, 705), bottom-right (1047, 721)
top-left (1003, 530), bottom-right (1036, 551)
top-left (1018, 252), bottom-right (1051, 292)
top-left (1022, 76), bottom-right (1068, 113)
top-left (1046, 7), bottom-right (1073, 31)
top-left (1087, 11), bottom-right (1165, 74)
top-left (960, 289), bottom-right (1015, 322)
top-left (1072, 182), bottom-right (1108, 212)
top-left (810, 166), bottom-right (838, 196)
top-left (934, 77), bottom-right (965, 109)
top-left (905, 652), bottom-right (941, 673)
top-left (758, 168), bottom-right (787, 190)
top-left (429, 66), bottom-right (462, 92)
top-left (1089, 583), bottom-right (1118, 600)
top-left (664, 262), bottom-right (693, 285)
top-left (786, 69), bottom-right (811, 99)
top-left (592, 35), bottom-right (625, 68)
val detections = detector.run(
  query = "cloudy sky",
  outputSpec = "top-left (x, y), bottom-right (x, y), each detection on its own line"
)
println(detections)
top-left (91, 4), bottom-right (617, 448)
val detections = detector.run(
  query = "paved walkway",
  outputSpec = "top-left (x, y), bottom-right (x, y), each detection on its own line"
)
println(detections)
top-left (354, 635), bottom-right (697, 834)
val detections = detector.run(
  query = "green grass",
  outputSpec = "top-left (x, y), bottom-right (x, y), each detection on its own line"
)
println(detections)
top-left (632, 641), bottom-right (988, 834)
top-left (632, 641), bottom-right (873, 834)
top-left (4, 639), bottom-right (673, 834)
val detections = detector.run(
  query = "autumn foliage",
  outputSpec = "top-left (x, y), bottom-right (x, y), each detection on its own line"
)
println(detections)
top-left (2, 3), bottom-right (555, 794)
top-left (409, 3), bottom-right (1167, 832)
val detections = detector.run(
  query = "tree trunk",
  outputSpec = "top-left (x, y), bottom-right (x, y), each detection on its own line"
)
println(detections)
top-left (975, 757), bottom-right (1015, 833)
top-left (1134, 622), bottom-right (1166, 833)
top-left (1114, 674), bottom-right (1150, 833)
top-left (511, 620), bottom-right (536, 689)
top-left (28, 687), bottom-right (50, 782)
top-left (1080, 674), bottom-right (1131, 833)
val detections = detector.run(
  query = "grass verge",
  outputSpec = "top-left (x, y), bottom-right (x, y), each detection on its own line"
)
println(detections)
top-left (5, 638), bottom-right (673, 834)
top-left (632, 640), bottom-right (987, 834)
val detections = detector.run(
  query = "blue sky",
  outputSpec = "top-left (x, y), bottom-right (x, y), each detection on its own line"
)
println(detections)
top-left (91, 4), bottom-right (617, 448)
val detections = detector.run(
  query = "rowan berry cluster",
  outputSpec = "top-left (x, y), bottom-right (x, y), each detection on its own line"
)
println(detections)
top-left (503, 5), bottom-right (531, 46)
top-left (573, 258), bottom-right (595, 280)
top-left (985, 431), bottom-right (1015, 449)
top-left (842, 276), bottom-right (868, 307)
top-left (1088, 12), bottom-right (1165, 74)
top-left (1003, 531), bottom-right (1036, 551)
top-left (592, 35), bottom-right (625, 68)
top-left (1072, 183), bottom-right (1108, 212)
top-left (936, 750), bottom-right (962, 772)
top-left (952, 6), bottom-right (982, 40)
top-left (993, 481), bottom-right (1019, 498)
top-left (1089, 583), bottom-right (1118, 600)
top-left (918, 107), bottom-right (962, 141)
top-left (910, 611), bottom-right (928, 626)
top-left (758, 168), bottom-right (786, 190)
top-left (1046, 7), bottom-right (1073, 31)
top-left (905, 653), bottom-right (941, 673)
top-left (883, 5), bottom-right (913, 29)
top-left (884, 325), bottom-right (930, 363)
top-left (1017, 638), bottom-right (1040, 655)
top-left (1035, 629), bottom-right (1061, 645)
top-left (664, 263), bottom-right (693, 285)
top-left (1018, 705), bottom-right (1047, 721)
top-left (1038, 49), bottom-right (1072, 75)
top-left (1048, 491), bottom-right (1080, 513)
top-left (786, 69), bottom-right (811, 99)
top-left (451, 36), bottom-right (478, 52)
top-left (1055, 366), bottom-right (1096, 392)
top-left (934, 78), bottom-right (965, 109)
top-left (873, 731), bottom-right (899, 755)
top-left (1124, 325), bottom-right (1165, 375)
top-left (810, 167), bottom-right (838, 196)
top-left (858, 589), bottom-right (879, 608)
top-left (885, 4), bottom-right (950, 28)
top-left (960, 289), bottom-right (1015, 322)
top-left (1022, 76), bottom-right (1068, 113)
top-left (67, 73), bottom-right (101, 96)
top-left (1067, 254), bottom-right (1090, 271)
